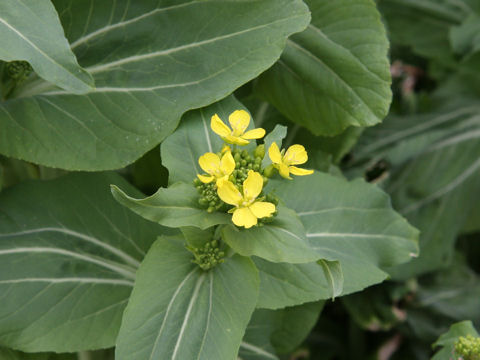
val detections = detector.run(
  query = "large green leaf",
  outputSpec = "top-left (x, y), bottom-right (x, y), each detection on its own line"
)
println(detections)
top-left (254, 258), bottom-right (342, 309)
top-left (0, 0), bottom-right (310, 171)
top-left (0, 347), bottom-right (75, 360)
top-left (115, 236), bottom-right (259, 360)
top-left (0, 0), bottom-right (93, 94)
top-left (255, 0), bottom-right (392, 136)
top-left (111, 182), bottom-right (230, 229)
top-left (0, 173), bottom-right (170, 352)
top-left (222, 206), bottom-right (320, 264)
top-left (161, 95), bottom-right (257, 184)
top-left (353, 100), bottom-right (480, 278)
top-left (274, 172), bottom-right (419, 295)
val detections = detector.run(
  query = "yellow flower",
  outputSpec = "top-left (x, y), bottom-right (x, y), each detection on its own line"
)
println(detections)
top-left (211, 110), bottom-right (266, 146)
top-left (268, 142), bottom-right (314, 179)
top-left (217, 170), bottom-right (275, 229)
top-left (197, 151), bottom-right (235, 186)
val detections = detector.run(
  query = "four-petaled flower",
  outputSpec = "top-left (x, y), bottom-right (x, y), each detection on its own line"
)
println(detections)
top-left (211, 110), bottom-right (266, 146)
top-left (197, 151), bottom-right (235, 186)
top-left (217, 170), bottom-right (275, 229)
top-left (268, 142), bottom-right (314, 179)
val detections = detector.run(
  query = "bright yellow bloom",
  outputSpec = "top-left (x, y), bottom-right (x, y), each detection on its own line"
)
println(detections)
top-left (217, 170), bottom-right (275, 229)
top-left (268, 142), bottom-right (314, 179)
top-left (197, 151), bottom-right (235, 186)
top-left (211, 110), bottom-right (266, 146)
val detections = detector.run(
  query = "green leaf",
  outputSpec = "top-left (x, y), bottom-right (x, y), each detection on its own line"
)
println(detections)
top-left (450, 14), bottom-right (480, 55)
top-left (254, 258), bottom-right (341, 309)
top-left (319, 259), bottom-right (343, 300)
top-left (262, 125), bottom-right (288, 167)
top-left (222, 206), bottom-right (319, 264)
top-left (161, 95), bottom-right (256, 184)
top-left (0, 172), bottom-right (170, 352)
top-left (274, 172), bottom-right (419, 295)
top-left (0, 347), bottom-right (76, 360)
top-left (0, 0), bottom-right (310, 171)
top-left (0, 0), bottom-right (93, 94)
top-left (115, 236), bottom-right (259, 360)
top-left (111, 182), bottom-right (230, 230)
top-left (354, 100), bottom-right (480, 278)
top-left (432, 321), bottom-right (479, 360)
top-left (239, 302), bottom-right (324, 359)
top-left (255, 0), bottom-right (392, 136)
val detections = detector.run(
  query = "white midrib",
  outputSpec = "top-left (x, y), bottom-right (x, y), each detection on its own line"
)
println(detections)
top-left (0, 247), bottom-right (136, 279)
top-left (69, 1), bottom-right (198, 49)
top-left (0, 227), bottom-right (140, 268)
top-left (148, 268), bottom-right (198, 360)
top-left (85, 15), bottom-right (303, 74)
top-left (240, 342), bottom-right (278, 359)
top-left (0, 16), bottom-right (86, 87)
top-left (306, 232), bottom-right (407, 242)
top-left (171, 274), bottom-right (207, 360)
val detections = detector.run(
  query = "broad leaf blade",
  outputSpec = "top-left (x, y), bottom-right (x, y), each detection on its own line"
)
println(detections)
top-left (432, 321), bottom-right (479, 360)
top-left (111, 182), bottom-right (230, 229)
top-left (256, 0), bottom-right (392, 136)
top-left (222, 206), bottom-right (319, 264)
top-left (0, 0), bottom-right (310, 170)
top-left (115, 236), bottom-right (259, 360)
top-left (0, 173), bottom-right (169, 352)
top-left (0, 0), bottom-right (94, 93)
top-left (254, 258), bottom-right (341, 309)
top-left (274, 172), bottom-right (419, 295)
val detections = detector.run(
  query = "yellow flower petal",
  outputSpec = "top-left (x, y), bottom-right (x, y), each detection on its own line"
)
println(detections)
top-left (221, 144), bottom-right (231, 153)
top-left (242, 170), bottom-right (263, 201)
top-left (216, 175), bottom-right (229, 187)
top-left (228, 110), bottom-right (250, 136)
top-left (289, 166), bottom-right (314, 176)
top-left (232, 207), bottom-right (257, 228)
top-left (220, 151), bottom-right (235, 176)
top-left (249, 201), bottom-right (275, 219)
top-left (242, 128), bottom-right (266, 140)
top-left (197, 174), bottom-right (215, 183)
top-left (198, 152), bottom-right (221, 175)
top-left (211, 114), bottom-right (231, 137)
top-left (224, 134), bottom-right (250, 146)
top-left (268, 142), bottom-right (282, 164)
top-left (278, 163), bottom-right (292, 179)
top-left (284, 145), bottom-right (308, 165)
top-left (217, 180), bottom-right (243, 206)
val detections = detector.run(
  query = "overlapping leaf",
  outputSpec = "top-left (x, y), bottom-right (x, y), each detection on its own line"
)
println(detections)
top-left (0, 173), bottom-right (169, 352)
top-left (115, 236), bottom-right (259, 360)
top-left (0, 0), bottom-right (93, 93)
top-left (0, 0), bottom-right (310, 170)
top-left (256, 0), bottom-right (392, 136)
top-left (274, 172), bottom-right (419, 295)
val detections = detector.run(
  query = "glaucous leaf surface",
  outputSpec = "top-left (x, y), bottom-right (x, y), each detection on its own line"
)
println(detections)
top-left (115, 236), bottom-right (259, 360)
top-left (354, 100), bottom-right (480, 278)
top-left (0, 0), bottom-right (94, 94)
top-left (432, 321), bottom-right (479, 360)
top-left (256, 0), bottom-right (392, 136)
top-left (274, 172), bottom-right (419, 295)
top-left (161, 95), bottom-right (256, 184)
top-left (253, 258), bottom-right (342, 309)
top-left (0, 0), bottom-right (310, 170)
top-left (222, 206), bottom-right (320, 264)
top-left (0, 173), bottom-right (169, 352)
top-left (111, 182), bottom-right (230, 229)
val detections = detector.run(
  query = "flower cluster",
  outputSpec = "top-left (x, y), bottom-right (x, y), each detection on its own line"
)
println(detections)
top-left (455, 335), bottom-right (480, 360)
top-left (6, 60), bottom-right (32, 80)
top-left (187, 240), bottom-right (225, 271)
top-left (194, 110), bottom-right (313, 228)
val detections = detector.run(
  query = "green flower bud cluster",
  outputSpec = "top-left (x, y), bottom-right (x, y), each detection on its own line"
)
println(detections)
top-left (194, 178), bottom-right (226, 213)
top-left (455, 335), bottom-right (480, 360)
top-left (6, 61), bottom-right (33, 80)
top-left (187, 240), bottom-right (225, 271)
top-left (229, 148), bottom-right (264, 185)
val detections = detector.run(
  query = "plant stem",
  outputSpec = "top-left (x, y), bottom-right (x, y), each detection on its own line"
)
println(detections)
top-left (77, 351), bottom-right (91, 360)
